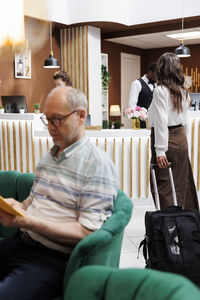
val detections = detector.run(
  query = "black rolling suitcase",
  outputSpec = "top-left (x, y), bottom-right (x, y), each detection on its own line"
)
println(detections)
top-left (139, 163), bottom-right (200, 284)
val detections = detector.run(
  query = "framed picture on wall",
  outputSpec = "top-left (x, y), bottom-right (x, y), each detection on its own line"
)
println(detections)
top-left (15, 50), bottom-right (31, 79)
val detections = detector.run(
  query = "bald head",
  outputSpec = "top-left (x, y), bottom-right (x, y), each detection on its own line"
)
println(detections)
top-left (43, 86), bottom-right (87, 151)
top-left (45, 86), bottom-right (87, 113)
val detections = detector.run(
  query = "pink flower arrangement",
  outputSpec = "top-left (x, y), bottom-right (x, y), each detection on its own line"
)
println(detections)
top-left (125, 106), bottom-right (147, 120)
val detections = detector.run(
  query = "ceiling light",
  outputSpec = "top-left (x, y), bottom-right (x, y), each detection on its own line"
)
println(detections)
top-left (167, 31), bottom-right (200, 40)
top-left (174, 0), bottom-right (191, 58)
top-left (44, 20), bottom-right (60, 68)
top-left (174, 42), bottom-right (191, 57)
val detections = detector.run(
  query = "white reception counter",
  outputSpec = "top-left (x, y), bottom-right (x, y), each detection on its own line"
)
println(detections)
top-left (0, 112), bottom-right (200, 202)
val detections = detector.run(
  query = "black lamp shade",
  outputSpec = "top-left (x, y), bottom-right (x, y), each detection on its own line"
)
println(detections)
top-left (174, 43), bottom-right (191, 58)
top-left (44, 53), bottom-right (60, 68)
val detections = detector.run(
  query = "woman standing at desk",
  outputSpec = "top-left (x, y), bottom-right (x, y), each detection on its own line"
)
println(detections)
top-left (148, 52), bottom-right (199, 211)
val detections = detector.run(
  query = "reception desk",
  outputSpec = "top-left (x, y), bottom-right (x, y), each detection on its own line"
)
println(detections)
top-left (0, 112), bottom-right (200, 202)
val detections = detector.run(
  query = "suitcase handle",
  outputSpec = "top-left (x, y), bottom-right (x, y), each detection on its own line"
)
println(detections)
top-left (150, 163), bottom-right (178, 210)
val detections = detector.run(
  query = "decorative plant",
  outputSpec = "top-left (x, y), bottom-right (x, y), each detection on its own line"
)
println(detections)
top-left (101, 64), bottom-right (111, 90)
top-left (0, 105), bottom-right (3, 109)
top-left (113, 120), bottom-right (124, 129)
top-left (20, 106), bottom-right (24, 109)
top-left (34, 103), bottom-right (40, 109)
top-left (102, 120), bottom-right (108, 129)
top-left (109, 121), bottom-right (112, 129)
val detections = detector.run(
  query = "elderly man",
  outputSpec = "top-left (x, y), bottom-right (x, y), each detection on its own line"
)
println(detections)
top-left (0, 87), bottom-right (118, 299)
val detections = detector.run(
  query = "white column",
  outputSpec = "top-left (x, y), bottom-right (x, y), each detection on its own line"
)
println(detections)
top-left (87, 26), bottom-right (102, 126)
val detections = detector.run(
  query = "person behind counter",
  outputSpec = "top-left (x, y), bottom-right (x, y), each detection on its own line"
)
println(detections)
top-left (128, 62), bottom-right (157, 128)
top-left (53, 71), bottom-right (72, 87)
top-left (148, 52), bottom-right (199, 211)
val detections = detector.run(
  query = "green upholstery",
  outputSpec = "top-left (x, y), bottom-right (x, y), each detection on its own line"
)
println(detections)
top-left (65, 266), bottom-right (200, 300)
top-left (0, 170), bottom-right (19, 199)
top-left (16, 172), bottom-right (35, 202)
top-left (0, 171), bottom-right (34, 238)
top-left (0, 171), bottom-right (133, 299)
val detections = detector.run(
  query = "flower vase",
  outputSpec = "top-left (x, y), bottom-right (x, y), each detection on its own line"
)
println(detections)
top-left (132, 118), bottom-right (140, 129)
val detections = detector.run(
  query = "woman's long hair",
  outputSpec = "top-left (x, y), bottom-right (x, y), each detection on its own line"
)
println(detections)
top-left (156, 52), bottom-right (187, 112)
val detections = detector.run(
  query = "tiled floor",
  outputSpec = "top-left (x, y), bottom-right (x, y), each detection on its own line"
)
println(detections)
top-left (120, 200), bottom-right (155, 269)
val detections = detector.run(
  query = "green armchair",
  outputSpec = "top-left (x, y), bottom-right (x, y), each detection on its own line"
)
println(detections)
top-left (0, 170), bottom-right (34, 239)
top-left (0, 170), bottom-right (133, 299)
top-left (64, 266), bottom-right (200, 300)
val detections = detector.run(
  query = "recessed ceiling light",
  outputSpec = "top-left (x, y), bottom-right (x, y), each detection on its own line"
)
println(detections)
top-left (167, 31), bottom-right (200, 40)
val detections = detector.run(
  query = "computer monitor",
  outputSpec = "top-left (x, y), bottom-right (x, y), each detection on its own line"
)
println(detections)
top-left (84, 114), bottom-right (91, 126)
top-left (1, 95), bottom-right (28, 113)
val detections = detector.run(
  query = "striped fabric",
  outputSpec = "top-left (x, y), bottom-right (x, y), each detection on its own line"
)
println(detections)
top-left (24, 135), bottom-right (118, 253)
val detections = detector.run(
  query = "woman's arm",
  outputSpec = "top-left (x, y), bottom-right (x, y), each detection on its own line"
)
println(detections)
top-left (151, 87), bottom-right (170, 168)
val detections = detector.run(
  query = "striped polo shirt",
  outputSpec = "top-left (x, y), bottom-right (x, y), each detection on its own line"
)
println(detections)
top-left (24, 135), bottom-right (118, 253)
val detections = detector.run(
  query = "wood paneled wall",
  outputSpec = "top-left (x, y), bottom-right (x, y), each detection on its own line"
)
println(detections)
top-left (60, 26), bottom-right (89, 105)
top-left (101, 41), bottom-right (144, 110)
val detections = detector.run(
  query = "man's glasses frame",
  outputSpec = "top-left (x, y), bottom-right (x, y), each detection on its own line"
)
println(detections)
top-left (40, 110), bottom-right (79, 127)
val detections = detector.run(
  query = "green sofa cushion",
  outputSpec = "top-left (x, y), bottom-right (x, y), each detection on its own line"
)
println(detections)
top-left (0, 171), bottom-right (20, 237)
top-left (65, 266), bottom-right (200, 300)
top-left (0, 171), bottom-right (34, 237)
top-left (16, 172), bottom-right (35, 202)
top-left (0, 170), bottom-right (19, 199)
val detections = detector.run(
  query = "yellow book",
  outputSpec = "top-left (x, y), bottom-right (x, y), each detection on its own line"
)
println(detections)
top-left (0, 195), bottom-right (25, 217)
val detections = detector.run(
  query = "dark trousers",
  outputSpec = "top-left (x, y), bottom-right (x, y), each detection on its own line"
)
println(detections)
top-left (0, 235), bottom-right (70, 300)
top-left (150, 126), bottom-right (199, 210)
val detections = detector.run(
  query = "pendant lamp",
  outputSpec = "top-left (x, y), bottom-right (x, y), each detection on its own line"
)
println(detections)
top-left (44, 20), bottom-right (60, 68)
top-left (174, 41), bottom-right (191, 57)
top-left (174, 0), bottom-right (191, 58)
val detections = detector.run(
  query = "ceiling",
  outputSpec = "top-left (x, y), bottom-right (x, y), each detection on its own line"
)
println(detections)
top-left (86, 16), bottom-right (200, 50)
top-left (57, 16), bottom-right (200, 50)
top-left (105, 27), bottom-right (200, 49)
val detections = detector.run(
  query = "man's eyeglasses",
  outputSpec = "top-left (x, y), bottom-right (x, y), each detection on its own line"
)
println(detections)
top-left (40, 110), bottom-right (79, 127)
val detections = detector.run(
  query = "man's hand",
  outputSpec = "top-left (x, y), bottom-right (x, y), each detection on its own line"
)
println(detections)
top-left (5, 198), bottom-right (23, 210)
top-left (0, 198), bottom-right (27, 228)
top-left (157, 156), bottom-right (169, 169)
